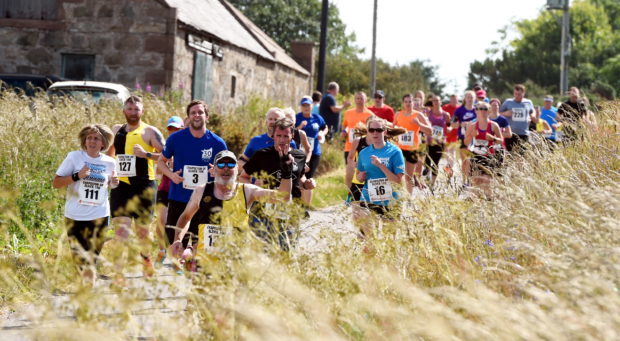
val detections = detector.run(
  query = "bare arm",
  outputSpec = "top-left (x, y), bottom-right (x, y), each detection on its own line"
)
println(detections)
top-left (299, 130), bottom-right (312, 162)
top-left (345, 139), bottom-right (360, 188)
top-left (174, 185), bottom-right (204, 242)
top-left (464, 123), bottom-right (476, 145)
top-left (106, 124), bottom-right (123, 157)
top-left (157, 155), bottom-right (183, 184)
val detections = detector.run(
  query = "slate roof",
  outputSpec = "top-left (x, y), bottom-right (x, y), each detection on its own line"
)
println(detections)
top-left (164, 0), bottom-right (310, 76)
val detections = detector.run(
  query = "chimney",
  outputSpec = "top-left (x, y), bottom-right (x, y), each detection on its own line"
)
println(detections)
top-left (290, 41), bottom-right (316, 75)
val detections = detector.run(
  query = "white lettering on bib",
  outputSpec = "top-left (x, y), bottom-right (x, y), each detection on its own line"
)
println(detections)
top-left (512, 108), bottom-right (527, 122)
top-left (399, 131), bottom-right (414, 146)
top-left (183, 165), bottom-right (208, 189)
top-left (78, 177), bottom-right (107, 206)
top-left (368, 178), bottom-right (392, 202)
top-left (116, 155), bottom-right (136, 177)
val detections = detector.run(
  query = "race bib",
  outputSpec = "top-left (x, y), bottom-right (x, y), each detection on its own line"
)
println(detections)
top-left (368, 177), bottom-right (393, 202)
top-left (432, 125), bottom-right (444, 140)
top-left (307, 137), bottom-right (315, 153)
top-left (471, 139), bottom-right (489, 155)
top-left (348, 128), bottom-right (355, 142)
top-left (512, 108), bottom-right (527, 122)
top-left (116, 155), bottom-right (136, 177)
top-left (78, 178), bottom-right (108, 206)
top-left (399, 131), bottom-right (414, 146)
top-left (198, 224), bottom-right (223, 254)
top-left (460, 126), bottom-right (467, 136)
top-left (183, 165), bottom-right (208, 189)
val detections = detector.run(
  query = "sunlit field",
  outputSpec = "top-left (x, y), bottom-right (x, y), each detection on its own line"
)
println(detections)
top-left (0, 91), bottom-right (618, 339)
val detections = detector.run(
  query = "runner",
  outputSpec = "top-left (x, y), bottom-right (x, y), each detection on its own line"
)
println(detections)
top-left (464, 102), bottom-right (503, 198)
top-left (499, 84), bottom-right (536, 153)
top-left (238, 107), bottom-right (291, 170)
top-left (341, 91), bottom-right (374, 163)
top-left (240, 118), bottom-right (311, 250)
top-left (155, 116), bottom-right (184, 263)
top-left (108, 95), bottom-right (165, 277)
top-left (283, 106), bottom-right (312, 163)
top-left (168, 150), bottom-right (292, 267)
top-left (294, 98), bottom-right (326, 205)
top-left (425, 95), bottom-right (452, 189)
top-left (451, 90), bottom-right (477, 187)
top-left (356, 116), bottom-right (405, 237)
top-left (368, 90), bottom-right (395, 123)
top-left (394, 93), bottom-right (432, 194)
top-left (488, 98), bottom-right (512, 167)
top-left (157, 100), bottom-right (227, 252)
top-left (442, 94), bottom-right (461, 177)
top-left (319, 82), bottom-right (351, 141)
top-left (53, 124), bottom-right (117, 284)
top-left (311, 91), bottom-right (322, 116)
top-left (540, 95), bottom-right (560, 143)
top-left (557, 86), bottom-right (596, 140)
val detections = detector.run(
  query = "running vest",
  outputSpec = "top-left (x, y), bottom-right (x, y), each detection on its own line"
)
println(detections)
top-left (293, 129), bottom-right (301, 148)
top-left (471, 121), bottom-right (495, 156)
top-left (427, 111), bottom-right (447, 144)
top-left (114, 123), bottom-right (156, 184)
top-left (394, 111), bottom-right (422, 151)
top-left (352, 136), bottom-right (369, 185)
top-left (196, 182), bottom-right (250, 253)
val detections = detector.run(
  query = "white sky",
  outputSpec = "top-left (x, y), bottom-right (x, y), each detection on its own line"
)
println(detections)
top-left (331, 0), bottom-right (548, 94)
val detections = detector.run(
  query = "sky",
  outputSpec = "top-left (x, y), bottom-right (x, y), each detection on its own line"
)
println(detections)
top-left (331, 0), bottom-right (549, 94)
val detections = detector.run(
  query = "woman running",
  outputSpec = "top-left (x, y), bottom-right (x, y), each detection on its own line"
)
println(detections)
top-left (425, 95), bottom-right (452, 189)
top-left (451, 90), bottom-right (477, 187)
top-left (53, 124), bottom-right (118, 284)
top-left (394, 93), bottom-right (432, 194)
top-left (295, 98), bottom-right (328, 205)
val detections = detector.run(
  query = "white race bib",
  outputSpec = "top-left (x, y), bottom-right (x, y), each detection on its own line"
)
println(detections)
top-left (348, 128), bottom-right (355, 142)
top-left (307, 137), bottom-right (315, 153)
top-left (368, 178), bottom-right (393, 202)
top-left (512, 108), bottom-right (527, 122)
top-left (116, 155), bottom-right (136, 177)
top-left (460, 126), bottom-right (467, 136)
top-left (432, 125), bottom-right (444, 140)
top-left (399, 131), bottom-right (414, 146)
top-left (183, 165), bottom-right (208, 189)
top-left (471, 139), bottom-right (489, 155)
top-left (199, 224), bottom-right (223, 254)
top-left (78, 178), bottom-right (108, 206)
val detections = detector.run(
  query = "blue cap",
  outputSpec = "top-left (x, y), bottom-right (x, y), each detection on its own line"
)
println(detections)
top-left (300, 97), bottom-right (313, 106)
top-left (166, 116), bottom-right (184, 128)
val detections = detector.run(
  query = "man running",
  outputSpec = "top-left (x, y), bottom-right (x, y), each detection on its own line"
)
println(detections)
top-left (108, 95), bottom-right (165, 277)
top-left (341, 91), bottom-right (374, 163)
top-left (239, 107), bottom-right (288, 169)
top-left (368, 90), bottom-right (395, 123)
top-left (168, 150), bottom-right (292, 263)
top-left (540, 95), bottom-right (560, 143)
top-left (157, 100), bottom-right (227, 250)
top-left (500, 84), bottom-right (536, 152)
top-left (319, 82), bottom-right (351, 141)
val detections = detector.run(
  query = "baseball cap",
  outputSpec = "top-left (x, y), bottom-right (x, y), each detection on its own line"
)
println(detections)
top-left (166, 116), bottom-right (184, 128)
top-left (214, 150), bottom-right (237, 164)
top-left (476, 89), bottom-right (487, 98)
top-left (300, 96), bottom-right (313, 105)
top-left (374, 90), bottom-right (385, 98)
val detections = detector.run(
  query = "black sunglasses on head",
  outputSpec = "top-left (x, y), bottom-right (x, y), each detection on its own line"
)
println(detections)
top-left (476, 107), bottom-right (489, 111)
top-left (368, 128), bottom-right (385, 133)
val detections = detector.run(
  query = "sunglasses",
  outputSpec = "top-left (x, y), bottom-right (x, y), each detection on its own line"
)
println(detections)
top-left (476, 107), bottom-right (489, 111)
top-left (368, 128), bottom-right (385, 133)
top-left (216, 162), bottom-right (237, 169)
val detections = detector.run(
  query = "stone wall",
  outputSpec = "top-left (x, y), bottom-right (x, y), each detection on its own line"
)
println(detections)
top-left (0, 0), bottom-right (175, 93)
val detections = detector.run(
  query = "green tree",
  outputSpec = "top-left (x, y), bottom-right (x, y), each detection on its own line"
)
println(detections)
top-left (227, 0), bottom-right (360, 55)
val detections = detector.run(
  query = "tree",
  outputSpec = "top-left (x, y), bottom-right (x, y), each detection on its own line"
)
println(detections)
top-left (227, 0), bottom-right (360, 56)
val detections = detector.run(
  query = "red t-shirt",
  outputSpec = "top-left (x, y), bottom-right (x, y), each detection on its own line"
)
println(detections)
top-left (368, 105), bottom-right (395, 123)
top-left (442, 104), bottom-right (460, 143)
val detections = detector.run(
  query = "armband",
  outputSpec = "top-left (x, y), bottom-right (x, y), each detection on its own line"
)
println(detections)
top-left (251, 177), bottom-right (256, 184)
top-left (71, 172), bottom-right (80, 182)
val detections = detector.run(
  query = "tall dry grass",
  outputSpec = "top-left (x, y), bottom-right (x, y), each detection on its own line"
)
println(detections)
top-left (1, 93), bottom-right (619, 339)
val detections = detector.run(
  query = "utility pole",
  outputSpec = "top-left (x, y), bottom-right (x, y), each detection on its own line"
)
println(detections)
top-left (560, 0), bottom-right (570, 94)
top-left (370, 0), bottom-right (378, 95)
top-left (317, 0), bottom-right (329, 93)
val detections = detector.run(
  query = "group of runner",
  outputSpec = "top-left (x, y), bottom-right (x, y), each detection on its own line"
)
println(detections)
top-left (53, 83), bottom-right (595, 283)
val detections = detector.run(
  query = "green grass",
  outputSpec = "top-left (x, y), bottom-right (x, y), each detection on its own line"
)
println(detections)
top-left (311, 166), bottom-right (347, 209)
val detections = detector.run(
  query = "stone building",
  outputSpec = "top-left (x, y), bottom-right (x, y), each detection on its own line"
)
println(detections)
top-left (0, 0), bottom-right (315, 112)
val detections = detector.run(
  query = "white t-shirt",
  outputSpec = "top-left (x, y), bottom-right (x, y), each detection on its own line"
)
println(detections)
top-left (55, 150), bottom-right (116, 221)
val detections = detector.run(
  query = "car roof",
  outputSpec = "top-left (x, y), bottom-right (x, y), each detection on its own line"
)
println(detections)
top-left (48, 81), bottom-right (129, 93)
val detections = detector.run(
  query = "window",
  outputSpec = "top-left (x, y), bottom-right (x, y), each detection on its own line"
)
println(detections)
top-left (61, 54), bottom-right (95, 80)
top-left (0, 0), bottom-right (58, 20)
top-left (230, 75), bottom-right (236, 98)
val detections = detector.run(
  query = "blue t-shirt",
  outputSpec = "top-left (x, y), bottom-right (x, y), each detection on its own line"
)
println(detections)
top-left (162, 128), bottom-right (227, 203)
top-left (319, 94), bottom-right (339, 131)
top-left (357, 142), bottom-right (405, 206)
top-left (490, 115), bottom-right (510, 129)
top-left (453, 106), bottom-right (477, 139)
top-left (311, 103), bottom-right (320, 116)
top-left (500, 99), bottom-right (534, 136)
top-left (295, 112), bottom-right (326, 155)
top-left (243, 133), bottom-right (297, 159)
top-left (541, 107), bottom-right (558, 140)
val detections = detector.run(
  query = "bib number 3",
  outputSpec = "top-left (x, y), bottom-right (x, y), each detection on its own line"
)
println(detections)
top-left (183, 165), bottom-right (208, 189)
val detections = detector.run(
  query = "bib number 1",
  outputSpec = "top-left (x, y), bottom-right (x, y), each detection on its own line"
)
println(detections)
top-left (368, 177), bottom-right (393, 202)
top-left (78, 179), bottom-right (107, 206)
top-left (116, 155), bottom-right (136, 177)
top-left (399, 131), bottom-right (414, 146)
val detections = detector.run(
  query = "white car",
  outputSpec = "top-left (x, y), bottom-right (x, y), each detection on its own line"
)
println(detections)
top-left (47, 81), bottom-right (131, 103)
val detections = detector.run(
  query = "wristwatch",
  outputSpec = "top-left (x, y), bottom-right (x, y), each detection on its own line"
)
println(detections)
top-left (146, 152), bottom-right (152, 159)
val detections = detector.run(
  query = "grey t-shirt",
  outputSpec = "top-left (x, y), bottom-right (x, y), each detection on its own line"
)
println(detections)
top-left (500, 98), bottom-right (534, 136)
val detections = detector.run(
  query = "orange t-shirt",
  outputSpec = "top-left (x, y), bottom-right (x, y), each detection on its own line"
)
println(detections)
top-left (394, 110), bottom-right (423, 151)
top-left (342, 108), bottom-right (373, 152)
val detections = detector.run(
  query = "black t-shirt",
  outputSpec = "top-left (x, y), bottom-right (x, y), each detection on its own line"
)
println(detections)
top-left (243, 146), bottom-right (306, 198)
top-left (319, 94), bottom-right (338, 127)
top-left (558, 100), bottom-right (588, 122)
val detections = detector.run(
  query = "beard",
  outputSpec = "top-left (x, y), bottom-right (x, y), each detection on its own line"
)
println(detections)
top-left (125, 115), bottom-right (140, 125)
top-left (191, 119), bottom-right (205, 130)
top-left (214, 173), bottom-right (236, 187)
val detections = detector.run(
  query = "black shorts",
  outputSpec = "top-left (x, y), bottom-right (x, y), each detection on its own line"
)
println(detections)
top-left (306, 153), bottom-right (321, 178)
top-left (425, 144), bottom-right (445, 176)
top-left (505, 134), bottom-right (529, 153)
top-left (165, 199), bottom-right (201, 246)
top-left (66, 217), bottom-right (109, 263)
top-left (459, 138), bottom-right (468, 149)
top-left (349, 183), bottom-right (364, 201)
top-left (156, 189), bottom-right (169, 206)
top-left (359, 201), bottom-right (391, 216)
top-left (110, 180), bottom-right (156, 223)
top-left (402, 150), bottom-right (423, 164)
top-left (470, 154), bottom-right (499, 175)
